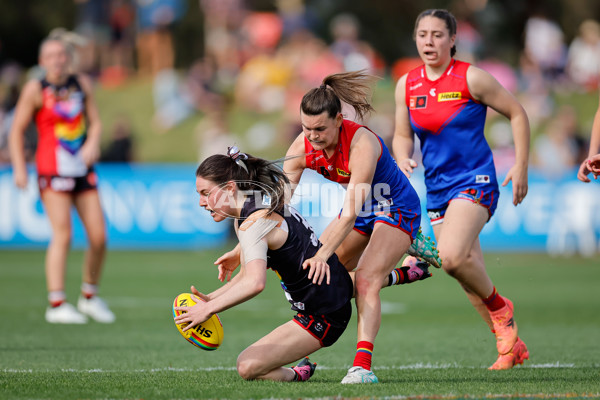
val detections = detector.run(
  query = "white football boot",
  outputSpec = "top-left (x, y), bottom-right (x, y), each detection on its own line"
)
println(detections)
top-left (77, 296), bottom-right (116, 323)
top-left (341, 366), bottom-right (379, 384)
top-left (45, 302), bottom-right (88, 324)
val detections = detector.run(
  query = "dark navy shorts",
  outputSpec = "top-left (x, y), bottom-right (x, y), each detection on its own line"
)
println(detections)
top-left (293, 301), bottom-right (352, 347)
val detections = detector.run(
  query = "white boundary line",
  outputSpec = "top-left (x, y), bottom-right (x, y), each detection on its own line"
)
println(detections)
top-left (0, 362), bottom-right (584, 373)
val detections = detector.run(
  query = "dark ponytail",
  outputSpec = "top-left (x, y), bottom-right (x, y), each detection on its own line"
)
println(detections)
top-left (300, 70), bottom-right (379, 121)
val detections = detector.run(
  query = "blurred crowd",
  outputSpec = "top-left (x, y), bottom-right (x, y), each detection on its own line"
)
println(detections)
top-left (1, 0), bottom-right (599, 180)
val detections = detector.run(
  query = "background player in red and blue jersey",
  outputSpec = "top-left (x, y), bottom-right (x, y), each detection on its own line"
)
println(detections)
top-left (393, 9), bottom-right (531, 370)
top-left (283, 71), bottom-right (440, 384)
top-left (9, 37), bottom-right (114, 324)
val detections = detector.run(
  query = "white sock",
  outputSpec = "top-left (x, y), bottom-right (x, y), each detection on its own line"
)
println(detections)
top-left (48, 291), bottom-right (66, 306)
top-left (81, 282), bottom-right (98, 298)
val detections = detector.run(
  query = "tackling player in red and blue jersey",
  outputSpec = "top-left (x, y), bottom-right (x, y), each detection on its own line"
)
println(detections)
top-left (284, 71), bottom-right (441, 384)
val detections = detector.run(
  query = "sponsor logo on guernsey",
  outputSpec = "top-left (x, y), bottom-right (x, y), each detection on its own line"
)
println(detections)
top-left (377, 198), bottom-right (394, 208)
top-left (427, 210), bottom-right (442, 221)
top-left (438, 91), bottom-right (462, 102)
top-left (336, 168), bottom-right (350, 177)
top-left (409, 82), bottom-right (423, 90)
top-left (50, 177), bottom-right (76, 191)
top-left (409, 95), bottom-right (427, 109)
top-left (476, 175), bottom-right (490, 183)
top-left (429, 88), bottom-right (436, 97)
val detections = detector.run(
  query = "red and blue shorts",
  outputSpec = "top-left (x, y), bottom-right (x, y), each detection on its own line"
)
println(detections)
top-left (351, 207), bottom-right (420, 242)
top-left (427, 185), bottom-right (499, 225)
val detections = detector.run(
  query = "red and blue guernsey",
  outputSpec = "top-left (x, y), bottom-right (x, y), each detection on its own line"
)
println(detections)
top-left (305, 119), bottom-right (421, 237)
top-left (405, 59), bottom-right (498, 210)
top-left (35, 75), bottom-right (88, 177)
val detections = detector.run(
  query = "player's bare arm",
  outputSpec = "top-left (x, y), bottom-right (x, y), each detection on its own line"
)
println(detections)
top-left (176, 258), bottom-right (268, 331)
top-left (79, 74), bottom-right (102, 167)
top-left (578, 91), bottom-right (600, 182)
top-left (305, 128), bottom-right (378, 268)
top-left (467, 65), bottom-right (530, 205)
top-left (8, 80), bottom-right (42, 189)
top-left (283, 132), bottom-right (307, 197)
top-left (392, 74), bottom-right (417, 177)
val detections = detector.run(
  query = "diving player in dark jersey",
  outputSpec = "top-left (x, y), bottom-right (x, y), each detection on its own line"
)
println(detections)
top-left (174, 147), bottom-right (431, 382)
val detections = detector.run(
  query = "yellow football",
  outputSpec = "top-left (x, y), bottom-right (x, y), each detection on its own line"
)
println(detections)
top-left (172, 293), bottom-right (224, 351)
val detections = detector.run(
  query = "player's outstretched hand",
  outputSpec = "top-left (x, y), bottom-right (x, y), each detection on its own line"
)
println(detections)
top-left (502, 163), bottom-right (528, 206)
top-left (398, 158), bottom-right (418, 178)
top-left (214, 247), bottom-right (241, 282)
top-left (577, 154), bottom-right (600, 183)
top-left (588, 154), bottom-right (600, 176)
top-left (578, 158), bottom-right (592, 182)
top-left (302, 256), bottom-right (331, 285)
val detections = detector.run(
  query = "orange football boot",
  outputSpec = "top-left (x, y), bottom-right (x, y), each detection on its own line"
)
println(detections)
top-left (488, 337), bottom-right (529, 370)
top-left (489, 296), bottom-right (518, 355)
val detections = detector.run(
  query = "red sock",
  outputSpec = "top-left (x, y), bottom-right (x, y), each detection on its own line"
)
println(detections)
top-left (48, 291), bottom-right (66, 308)
top-left (483, 287), bottom-right (506, 312)
top-left (352, 341), bottom-right (374, 371)
top-left (50, 300), bottom-right (64, 308)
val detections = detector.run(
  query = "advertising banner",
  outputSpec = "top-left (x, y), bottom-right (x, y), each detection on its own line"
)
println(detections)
top-left (1, 164), bottom-right (599, 255)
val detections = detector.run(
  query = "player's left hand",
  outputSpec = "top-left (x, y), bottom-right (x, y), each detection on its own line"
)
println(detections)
top-left (302, 256), bottom-right (331, 285)
top-left (214, 247), bottom-right (241, 282)
top-left (577, 158), bottom-right (593, 182)
top-left (174, 294), bottom-right (212, 332)
top-left (502, 163), bottom-right (528, 206)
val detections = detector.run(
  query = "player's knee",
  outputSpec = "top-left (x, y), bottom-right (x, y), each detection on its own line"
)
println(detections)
top-left (50, 229), bottom-right (72, 248)
top-left (88, 232), bottom-right (106, 253)
top-left (440, 252), bottom-right (468, 277)
top-left (236, 357), bottom-right (260, 380)
top-left (354, 271), bottom-right (380, 297)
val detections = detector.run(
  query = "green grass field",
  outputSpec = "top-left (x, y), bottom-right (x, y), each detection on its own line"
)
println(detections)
top-left (1, 248), bottom-right (599, 399)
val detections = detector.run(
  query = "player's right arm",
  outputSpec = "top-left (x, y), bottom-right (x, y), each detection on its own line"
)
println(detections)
top-left (183, 212), bottom-right (280, 328)
top-left (9, 80), bottom-right (42, 189)
top-left (392, 74), bottom-right (417, 177)
top-left (178, 258), bottom-right (268, 330)
top-left (578, 90), bottom-right (600, 182)
top-left (283, 132), bottom-right (307, 197)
